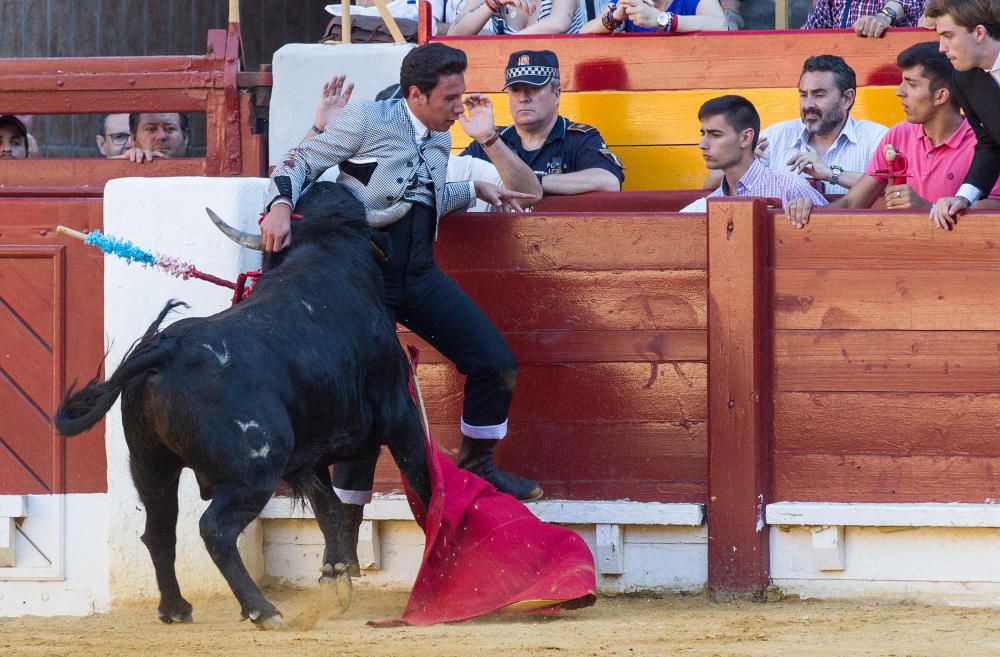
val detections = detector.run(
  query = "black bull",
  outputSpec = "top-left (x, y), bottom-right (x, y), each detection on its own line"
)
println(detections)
top-left (54, 182), bottom-right (431, 629)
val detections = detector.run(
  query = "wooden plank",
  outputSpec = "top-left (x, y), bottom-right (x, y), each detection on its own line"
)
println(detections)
top-left (0, 374), bottom-right (53, 491)
top-left (706, 198), bottom-right (772, 600)
top-left (529, 190), bottom-right (706, 213)
top-left (0, 255), bottom-right (54, 346)
top-left (773, 269), bottom-right (1000, 330)
top-left (401, 329), bottom-right (707, 363)
top-left (403, 421), bottom-right (707, 483)
top-left (446, 270), bottom-right (706, 331)
top-left (774, 392), bottom-right (1000, 456)
top-left (771, 212), bottom-right (1000, 270)
top-left (448, 87), bottom-right (904, 148)
top-left (0, 448), bottom-right (49, 495)
top-left (0, 298), bottom-right (53, 413)
top-left (774, 330), bottom-right (1000, 392)
top-left (0, 158), bottom-right (207, 188)
top-left (772, 453), bottom-right (1000, 504)
top-left (437, 214), bottom-right (706, 271)
top-left (441, 28), bottom-right (931, 92)
top-left (416, 361), bottom-right (707, 423)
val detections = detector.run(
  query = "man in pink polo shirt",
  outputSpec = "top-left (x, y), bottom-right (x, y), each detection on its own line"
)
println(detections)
top-left (784, 41), bottom-right (1000, 228)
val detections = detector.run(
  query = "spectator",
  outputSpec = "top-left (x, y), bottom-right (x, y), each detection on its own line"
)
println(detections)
top-left (14, 115), bottom-right (39, 156)
top-left (784, 43), bottom-right (1000, 228)
top-left (708, 55), bottom-right (888, 195)
top-left (309, 75), bottom-right (541, 211)
top-left (119, 112), bottom-right (190, 163)
top-left (581, 0), bottom-right (727, 33)
top-left (462, 50), bottom-right (624, 195)
top-left (0, 115), bottom-right (29, 159)
top-left (447, 0), bottom-right (584, 35)
top-left (925, 0), bottom-right (1000, 229)
top-left (802, 0), bottom-right (923, 36)
top-left (95, 113), bottom-right (131, 157)
top-left (684, 95), bottom-right (828, 212)
top-left (429, 0), bottom-right (470, 34)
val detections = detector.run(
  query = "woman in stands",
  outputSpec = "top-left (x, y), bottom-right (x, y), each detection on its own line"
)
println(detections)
top-left (447, 0), bottom-right (585, 34)
top-left (580, 0), bottom-right (727, 33)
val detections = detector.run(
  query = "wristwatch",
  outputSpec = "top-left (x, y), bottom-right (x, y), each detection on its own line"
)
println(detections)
top-left (656, 10), bottom-right (670, 31)
top-left (830, 165), bottom-right (843, 186)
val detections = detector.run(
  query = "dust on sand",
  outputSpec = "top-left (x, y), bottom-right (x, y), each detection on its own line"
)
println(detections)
top-left (3, 586), bottom-right (1000, 657)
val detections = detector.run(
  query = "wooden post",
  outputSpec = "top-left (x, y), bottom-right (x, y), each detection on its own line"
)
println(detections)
top-left (342, 0), bottom-right (352, 44)
top-left (372, 0), bottom-right (408, 44)
top-left (706, 198), bottom-right (772, 601)
top-left (774, 0), bottom-right (788, 29)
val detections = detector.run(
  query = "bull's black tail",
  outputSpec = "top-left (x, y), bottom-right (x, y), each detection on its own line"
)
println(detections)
top-left (54, 300), bottom-right (187, 436)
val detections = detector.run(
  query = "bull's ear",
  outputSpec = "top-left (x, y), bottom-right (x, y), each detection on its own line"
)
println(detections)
top-left (371, 231), bottom-right (393, 264)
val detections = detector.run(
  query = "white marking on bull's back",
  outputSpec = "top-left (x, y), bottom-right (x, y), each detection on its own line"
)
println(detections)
top-left (249, 444), bottom-right (271, 459)
top-left (235, 419), bottom-right (260, 432)
top-left (201, 340), bottom-right (231, 366)
top-left (301, 300), bottom-right (314, 314)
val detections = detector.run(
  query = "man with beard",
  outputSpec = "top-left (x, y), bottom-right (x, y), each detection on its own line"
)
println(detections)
top-left (783, 43), bottom-right (1000, 229)
top-left (708, 55), bottom-right (887, 195)
top-left (119, 112), bottom-right (190, 163)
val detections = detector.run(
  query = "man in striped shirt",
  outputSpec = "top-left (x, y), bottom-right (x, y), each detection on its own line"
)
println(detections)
top-left (685, 95), bottom-right (828, 212)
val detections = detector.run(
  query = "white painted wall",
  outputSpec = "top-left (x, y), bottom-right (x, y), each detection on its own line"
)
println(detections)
top-left (269, 43), bottom-right (416, 169)
top-left (771, 526), bottom-right (1000, 606)
top-left (0, 494), bottom-right (110, 616)
top-left (103, 177), bottom-right (269, 601)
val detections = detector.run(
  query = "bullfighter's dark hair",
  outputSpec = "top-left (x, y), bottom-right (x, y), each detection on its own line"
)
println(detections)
top-left (128, 112), bottom-right (192, 136)
top-left (801, 54), bottom-right (857, 96)
top-left (698, 95), bottom-right (761, 150)
top-left (399, 43), bottom-right (468, 99)
top-left (896, 42), bottom-right (961, 110)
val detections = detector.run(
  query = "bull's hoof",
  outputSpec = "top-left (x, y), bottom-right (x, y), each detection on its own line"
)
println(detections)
top-left (250, 611), bottom-right (285, 631)
top-left (157, 600), bottom-right (193, 624)
top-left (319, 562), bottom-right (353, 614)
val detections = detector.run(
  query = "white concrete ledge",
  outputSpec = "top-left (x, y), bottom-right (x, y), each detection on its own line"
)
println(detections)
top-left (768, 502), bottom-right (1000, 528)
top-left (262, 495), bottom-right (705, 526)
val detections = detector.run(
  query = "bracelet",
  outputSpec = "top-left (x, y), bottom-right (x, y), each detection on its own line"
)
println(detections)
top-left (601, 3), bottom-right (622, 31)
top-left (878, 4), bottom-right (898, 23)
top-left (311, 124), bottom-right (324, 135)
top-left (484, 0), bottom-right (502, 13)
top-left (480, 129), bottom-right (502, 148)
top-left (669, 11), bottom-right (679, 32)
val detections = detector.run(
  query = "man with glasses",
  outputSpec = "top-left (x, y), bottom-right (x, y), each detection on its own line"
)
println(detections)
top-left (95, 113), bottom-right (131, 157)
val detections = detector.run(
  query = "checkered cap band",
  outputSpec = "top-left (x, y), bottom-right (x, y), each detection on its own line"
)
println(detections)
top-left (504, 65), bottom-right (560, 81)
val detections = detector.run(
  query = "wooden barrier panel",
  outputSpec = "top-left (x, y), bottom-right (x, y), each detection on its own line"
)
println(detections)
top-left (770, 211), bottom-right (1000, 504)
top-left (373, 209), bottom-right (710, 502)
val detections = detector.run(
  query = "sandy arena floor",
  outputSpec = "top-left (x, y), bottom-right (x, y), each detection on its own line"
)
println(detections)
top-left (3, 586), bottom-right (1000, 657)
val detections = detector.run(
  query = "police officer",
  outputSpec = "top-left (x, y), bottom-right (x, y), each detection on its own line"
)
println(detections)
top-left (462, 50), bottom-right (625, 195)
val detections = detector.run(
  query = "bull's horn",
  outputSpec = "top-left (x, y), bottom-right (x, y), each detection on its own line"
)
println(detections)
top-left (206, 207), bottom-right (265, 251)
top-left (366, 202), bottom-right (413, 228)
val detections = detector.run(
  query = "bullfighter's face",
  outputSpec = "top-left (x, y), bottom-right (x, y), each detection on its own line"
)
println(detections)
top-left (410, 72), bottom-right (467, 133)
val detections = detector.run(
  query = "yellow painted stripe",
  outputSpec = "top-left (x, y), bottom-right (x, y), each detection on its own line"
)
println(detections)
top-left (450, 87), bottom-right (905, 147)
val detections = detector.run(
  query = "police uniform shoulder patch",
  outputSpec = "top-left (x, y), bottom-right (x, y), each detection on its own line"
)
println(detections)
top-left (566, 122), bottom-right (597, 134)
top-left (598, 143), bottom-right (624, 169)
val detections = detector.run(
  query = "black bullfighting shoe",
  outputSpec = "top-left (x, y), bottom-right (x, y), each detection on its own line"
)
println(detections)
top-left (458, 436), bottom-right (544, 501)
